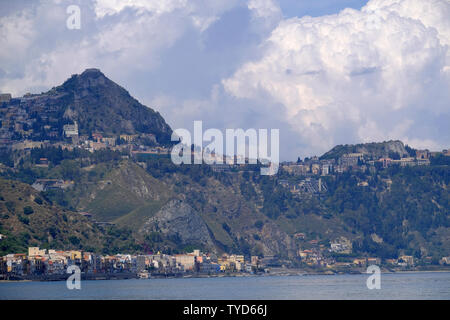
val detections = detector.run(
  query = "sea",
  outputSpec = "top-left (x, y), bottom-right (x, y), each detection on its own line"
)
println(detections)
top-left (0, 272), bottom-right (449, 300)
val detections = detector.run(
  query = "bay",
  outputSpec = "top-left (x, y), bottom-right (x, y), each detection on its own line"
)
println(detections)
top-left (0, 272), bottom-right (449, 300)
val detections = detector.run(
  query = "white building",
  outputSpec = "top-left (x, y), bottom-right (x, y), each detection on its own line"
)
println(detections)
top-left (63, 121), bottom-right (78, 137)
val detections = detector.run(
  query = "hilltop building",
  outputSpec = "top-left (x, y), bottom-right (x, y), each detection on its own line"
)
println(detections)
top-left (63, 121), bottom-right (78, 137)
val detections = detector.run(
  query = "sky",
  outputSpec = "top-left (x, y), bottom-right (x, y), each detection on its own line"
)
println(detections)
top-left (0, 0), bottom-right (449, 160)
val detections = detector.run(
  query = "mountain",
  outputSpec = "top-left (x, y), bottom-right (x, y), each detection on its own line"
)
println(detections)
top-left (60, 69), bottom-right (172, 142)
top-left (320, 140), bottom-right (413, 160)
top-left (7, 68), bottom-right (173, 144)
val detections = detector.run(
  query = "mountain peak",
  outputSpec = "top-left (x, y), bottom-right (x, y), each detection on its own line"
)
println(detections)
top-left (18, 69), bottom-right (173, 144)
top-left (62, 68), bottom-right (109, 90)
top-left (80, 68), bottom-right (105, 78)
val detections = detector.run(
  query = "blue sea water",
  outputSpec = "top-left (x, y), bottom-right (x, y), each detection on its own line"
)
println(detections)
top-left (0, 272), bottom-right (449, 300)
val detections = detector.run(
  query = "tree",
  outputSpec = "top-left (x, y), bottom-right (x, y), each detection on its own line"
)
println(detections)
top-left (254, 220), bottom-right (264, 230)
top-left (388, 151), bottom-right (401, 160)
top-left (23, 206), bottom-right (34, 215)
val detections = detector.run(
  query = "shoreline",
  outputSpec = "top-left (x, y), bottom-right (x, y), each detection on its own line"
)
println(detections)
top-left (1, 267), bottom-right (449, 283)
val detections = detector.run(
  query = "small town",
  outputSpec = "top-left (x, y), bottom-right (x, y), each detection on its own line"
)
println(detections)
top-left (0, 246), bottom-right (262, 281)
top-left (2, 242), bottom-right (449, 281)
top-left (0, 91), bottom-right (171, 160)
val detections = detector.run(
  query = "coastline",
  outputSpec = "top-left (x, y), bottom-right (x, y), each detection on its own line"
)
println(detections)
top-left (1, 266), bottom-right (449, 283)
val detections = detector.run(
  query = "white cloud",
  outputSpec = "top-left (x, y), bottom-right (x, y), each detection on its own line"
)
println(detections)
top-left (223, 0), bottom-right (450, 155)
top-left (93, 0), bottom-right (239, 32)
top-left (0, 0), bottom-right (239, 95)
top-left (93, 0), bottom-right (188, 18)
top-left (248, 0), bottom-right (282, 19)
top-left (247, 0), bottom-right (282, 33)
top-left (0, 8), bottom-right (36, 77)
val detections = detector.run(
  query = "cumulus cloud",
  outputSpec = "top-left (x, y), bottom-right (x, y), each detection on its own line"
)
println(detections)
top-left (0, 0), bottom-right (240, 95)
top-left (93, 0), bottom-right (187, 18)
top-left (224, 0), bottom-right (450, 156)
top-left (93, 0), bottom-right (239, 31)
top-left (248, 0), bottom-right (282, 20)
top-left (0, 9), bottom-right (35, 68)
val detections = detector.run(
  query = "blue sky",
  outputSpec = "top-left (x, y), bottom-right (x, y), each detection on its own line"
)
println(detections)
top-left (0, 0), bottom-right (449, 160)
top-left (279, 0), bottom-right (367, 17)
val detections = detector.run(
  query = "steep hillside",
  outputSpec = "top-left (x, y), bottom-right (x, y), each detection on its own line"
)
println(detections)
top-left (0, 178), bottom-right (103, 254)
top-left (59, 69), bottom-right (172, 143)
top-left (73, 161), bottom-right (172, 224)
top-left (5, 68), bottom-right (173, 144)
top-left (56, 159), bottom-right (299, 257)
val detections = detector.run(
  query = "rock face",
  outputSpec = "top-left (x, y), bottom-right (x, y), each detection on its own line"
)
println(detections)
top-left (260, 222), bottom-right (297, 258)
top-left (321, 140), bottom-right (411, 160)
top-left (140, 199), bottom-right (215, 250)
top-left (358, 140), bottom-right (408, 157)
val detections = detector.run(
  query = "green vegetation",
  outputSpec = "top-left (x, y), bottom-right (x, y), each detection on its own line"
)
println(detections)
top-left (0, 178), bottom-right (145, 255)
top-left (23, 206), bottom-right (34, 215)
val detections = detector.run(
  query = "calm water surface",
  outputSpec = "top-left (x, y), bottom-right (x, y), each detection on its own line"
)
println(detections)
top-left (1, 272), bottom-right (449, 300)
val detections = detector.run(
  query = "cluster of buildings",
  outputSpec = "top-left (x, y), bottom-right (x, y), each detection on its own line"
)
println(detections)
top-left (2, 242), bottom-right (449, 279)
top-left (280, 148), bottom-right (450, 181)
top-left (278, 177), bottom-right (327, 196)
top-left (0, 92), bottom-right (66, 146)
top-left (0, 92), bottom-right (171, 162)
top-left (375, 155), bottom-right (430, 168)
top-left (0, 247), bottom-right (266, 280)
top-left (31, 179), bottom-right (74, 192)
top-left (296, 236), bottom-right (450, 269)
top-left (64, 123), bottom-right (167, 156)
top-left (6, 122), bottom-right (172, 168)
top-left (60, 123), bottom-right (169, 156)
top-left (282, 157), bottom-right (335, 176)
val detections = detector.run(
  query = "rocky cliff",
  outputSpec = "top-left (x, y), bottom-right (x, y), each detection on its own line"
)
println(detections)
top-left (140, 199), bottom-right (216, 251)
top-left (320, 140), bottom-right (412, 160)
